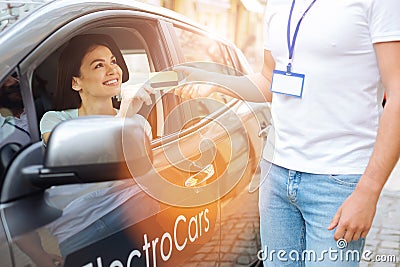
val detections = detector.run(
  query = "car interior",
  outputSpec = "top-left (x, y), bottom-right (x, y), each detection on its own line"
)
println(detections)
top-left (30, 21), bottom-right (246, 145)
top-left (32, 27), bottom-right (162, 140)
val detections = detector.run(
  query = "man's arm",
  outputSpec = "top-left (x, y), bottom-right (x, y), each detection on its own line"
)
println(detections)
top-left (247, 49), bottom-right (275, 102)
top-left (174, 50), bottom-right (275, 103)
top-left (328, 41), bottom-right (400, 242)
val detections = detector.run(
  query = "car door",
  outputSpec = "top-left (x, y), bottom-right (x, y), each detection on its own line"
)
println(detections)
top-left (169, 22), bottom-right (270, 265)
top-left (1, 9), bottom-right (224, 267)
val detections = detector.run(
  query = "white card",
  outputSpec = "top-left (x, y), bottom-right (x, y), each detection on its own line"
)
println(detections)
top-left (270, 70), bottom-right (305, 98)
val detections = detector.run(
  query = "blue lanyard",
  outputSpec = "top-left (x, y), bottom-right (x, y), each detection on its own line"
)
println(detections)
top-left (287, 0), bottom-right (317, 73)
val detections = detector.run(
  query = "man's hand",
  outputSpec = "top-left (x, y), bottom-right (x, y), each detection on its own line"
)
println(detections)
top-left (173, 66), bottom-right (216, 99)
top-left (328, 180), bottom-right (379, 242)
top-left (174, 66), bottom-right (209, 82)
top-left (173, 83), bottom-right (215, 99)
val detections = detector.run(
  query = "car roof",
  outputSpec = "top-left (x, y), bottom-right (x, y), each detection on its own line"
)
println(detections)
top-left (0, 0), bottom-right (225, 81)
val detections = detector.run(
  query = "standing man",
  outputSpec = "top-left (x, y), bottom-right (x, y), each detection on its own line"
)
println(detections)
top-left (174, 0), bottom-right (400, 265)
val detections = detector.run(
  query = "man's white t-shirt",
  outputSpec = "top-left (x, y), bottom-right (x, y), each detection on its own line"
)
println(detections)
top-left (263, 0), bottom-right (400, 174)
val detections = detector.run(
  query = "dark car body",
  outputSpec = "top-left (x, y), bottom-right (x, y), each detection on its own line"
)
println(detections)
top-left (0, 1), bottom-right (270, 266)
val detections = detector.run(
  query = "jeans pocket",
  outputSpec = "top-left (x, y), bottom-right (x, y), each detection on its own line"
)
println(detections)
top-left (327, 174), bottom-right (361, 188)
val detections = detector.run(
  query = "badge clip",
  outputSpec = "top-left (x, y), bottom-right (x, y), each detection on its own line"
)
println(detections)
top-left (286, 63), bottom-right (292, 75)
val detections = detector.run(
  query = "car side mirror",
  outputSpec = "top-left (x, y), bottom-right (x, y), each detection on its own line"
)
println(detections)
top-left (37, 116), bottom-right (152, 187)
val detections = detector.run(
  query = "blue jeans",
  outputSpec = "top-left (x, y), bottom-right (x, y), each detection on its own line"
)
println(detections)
top-left (258, 159), bottom-right (365, 266)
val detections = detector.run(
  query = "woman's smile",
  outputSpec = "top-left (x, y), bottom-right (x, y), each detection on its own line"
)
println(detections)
top-left (103, 78), bottom-right (119, 86)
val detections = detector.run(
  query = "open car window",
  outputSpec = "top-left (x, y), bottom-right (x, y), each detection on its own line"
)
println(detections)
top-left (30, 21), bottom-right (244, 144)
top-left (32, 26), bottom-right (161, 140)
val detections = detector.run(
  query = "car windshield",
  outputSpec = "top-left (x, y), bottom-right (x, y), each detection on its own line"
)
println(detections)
top-left (0, 1), bottom-right (49, 32)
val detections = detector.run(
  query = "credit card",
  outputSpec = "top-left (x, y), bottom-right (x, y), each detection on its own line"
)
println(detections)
top-left (149, 71), bottom-right (179, 90)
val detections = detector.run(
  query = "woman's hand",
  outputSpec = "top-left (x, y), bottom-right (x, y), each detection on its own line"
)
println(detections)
top-left (33, 253), bottom-right (64, 267)
top-left (117, 83), bottom-right (155, 117)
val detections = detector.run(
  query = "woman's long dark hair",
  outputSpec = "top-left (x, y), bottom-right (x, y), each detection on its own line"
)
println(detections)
top-left (54, 34), bottom-right (129, 110)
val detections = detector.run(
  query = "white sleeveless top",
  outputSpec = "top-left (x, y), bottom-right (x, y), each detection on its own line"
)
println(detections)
top-left (40, 109), bottom-right (152, 242)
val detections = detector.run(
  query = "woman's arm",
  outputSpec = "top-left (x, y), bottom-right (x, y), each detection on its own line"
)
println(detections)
top-left (40, 111), bottom-right (65, 145)
top-left (16, 232), bottom-right (64, 267)
top-left (42, 132), bottom-right (51, 144)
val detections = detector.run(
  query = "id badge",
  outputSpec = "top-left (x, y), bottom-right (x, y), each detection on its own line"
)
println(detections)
top-left (270, 70), bottom-right (305, 98)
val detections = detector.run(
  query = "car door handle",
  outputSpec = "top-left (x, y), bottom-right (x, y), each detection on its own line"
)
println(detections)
top-left (184, 164), bottom-right (215, 187)
top-left (258, 125), bottom-right (271, 138)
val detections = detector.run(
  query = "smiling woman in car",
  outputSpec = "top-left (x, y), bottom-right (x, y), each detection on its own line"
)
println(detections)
top-left (40, 34), bottom-right (154, 144)
top-left (35, 34), bottom-right (159, 258)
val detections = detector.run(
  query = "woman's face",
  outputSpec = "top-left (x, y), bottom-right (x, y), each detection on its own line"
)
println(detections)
top-left (72, 45), bottom-right (123, 99)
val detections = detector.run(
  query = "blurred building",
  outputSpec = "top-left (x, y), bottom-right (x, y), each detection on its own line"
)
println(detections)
top-left (140, 0), bottom-right (266, 71)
